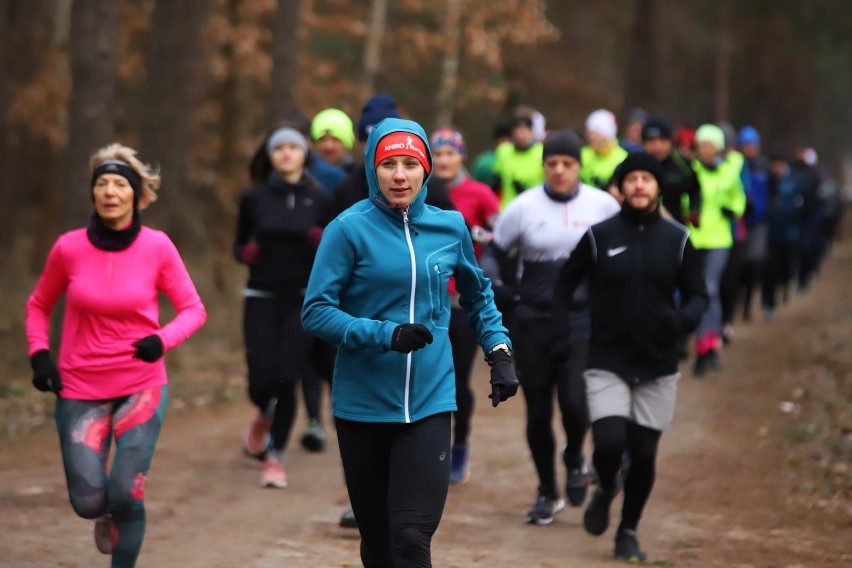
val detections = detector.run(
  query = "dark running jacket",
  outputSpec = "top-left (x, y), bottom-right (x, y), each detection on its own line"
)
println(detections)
top-left (553, 206), bottom-right (708, 382)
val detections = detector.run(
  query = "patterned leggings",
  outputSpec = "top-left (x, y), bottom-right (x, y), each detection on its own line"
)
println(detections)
top-left (55, 386), bottom-right (168, 568)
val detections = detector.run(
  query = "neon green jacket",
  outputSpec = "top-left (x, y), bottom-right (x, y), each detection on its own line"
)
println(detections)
top-left (493, 141), bottom-right (544, 208)
top-left (580, 144), bottom-right (628, 190)
top-left (689, 160), bottom-right (746, 250)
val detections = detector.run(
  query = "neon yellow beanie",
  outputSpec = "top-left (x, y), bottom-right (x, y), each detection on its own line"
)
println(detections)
top-left (311, 108), bottom-right (355, 150)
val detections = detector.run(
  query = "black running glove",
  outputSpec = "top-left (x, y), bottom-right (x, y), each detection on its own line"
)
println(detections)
top-left (486, 349), bottom-right (519, 407)
top-left (30, 349), bottom-right (62, 393)
top-left (132, 334), bottom-right (164, 363)
top-left (391, 324), bottom-right (434, 354)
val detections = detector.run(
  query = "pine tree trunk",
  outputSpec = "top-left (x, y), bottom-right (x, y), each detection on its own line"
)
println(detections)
top-left (361, 0), bottom-right (389, 98)
top-left (434, 0), bottom-right (464, 128)
top-left (268, 0), bottom-right (302, 123)
top-left (139, 0), bottom-right (213, 244)
top-left (62, 0), bottom-right (120, 230)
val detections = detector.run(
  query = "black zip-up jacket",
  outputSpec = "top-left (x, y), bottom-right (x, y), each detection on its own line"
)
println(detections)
top-left (660, 150), bottom-right (702, 224)
top-left (233, 172), bottom-right (333, 294)
top-left (552, 206), bottom-right (708, 383)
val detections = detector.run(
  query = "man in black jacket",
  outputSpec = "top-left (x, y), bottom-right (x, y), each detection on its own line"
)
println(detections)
top-left (552, 152), bottom-right (708, 562)
top-left (642, 117), bottom-right (702, 226)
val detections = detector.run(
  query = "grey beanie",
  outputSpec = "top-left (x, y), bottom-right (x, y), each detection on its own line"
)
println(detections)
top-left (266, 127), bottom-right (308, 156)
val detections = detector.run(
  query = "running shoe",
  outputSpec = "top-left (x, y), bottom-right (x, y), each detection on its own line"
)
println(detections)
top-left (449, 445), bottom-right (470, 485)
top-left (244, 411), bottom-right (272, 460)
top-left (614, 528), bottom-right (647, 563)
top-left (706, 349), bottom-right (722, 372)
top-left (260, 457), bottom-right (288, 488)
top-left (692, 353), bottom-right (709, 378)
top-left (526, 493), bottom-right (565, 525)
top-left (566, 467), bottom-right (589, 507)
top-left (300, 419), bottom-right (326, 453)
top-left (339, 506), bottom-right (358, 528)
top-left (94, 514), bottom-right (115, 554)
top-left (721, 324), bottom-right (734, 345)
top-left (583, 485), bottom-right (619, 536)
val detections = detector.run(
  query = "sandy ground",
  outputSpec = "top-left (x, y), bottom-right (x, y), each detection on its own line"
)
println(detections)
top-left (1, 243), bottom-right (851, 567)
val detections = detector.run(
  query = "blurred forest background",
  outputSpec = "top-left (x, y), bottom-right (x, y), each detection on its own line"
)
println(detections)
top-left (1, 0), bottom-right (852, 403)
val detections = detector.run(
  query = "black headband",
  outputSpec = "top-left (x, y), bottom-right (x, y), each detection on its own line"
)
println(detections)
top-left (91, 161), bottom-right (142, 195)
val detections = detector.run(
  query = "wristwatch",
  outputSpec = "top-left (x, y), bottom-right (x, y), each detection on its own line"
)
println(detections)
top-left (489, 343), bottom-right (512, 357)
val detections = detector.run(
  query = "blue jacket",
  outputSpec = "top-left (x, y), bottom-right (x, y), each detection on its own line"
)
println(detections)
top-left (301, 118), bottom-right (510, 423)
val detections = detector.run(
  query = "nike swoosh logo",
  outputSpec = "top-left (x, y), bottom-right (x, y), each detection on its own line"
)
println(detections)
top-left (607, 246), bottom-right (628, 257)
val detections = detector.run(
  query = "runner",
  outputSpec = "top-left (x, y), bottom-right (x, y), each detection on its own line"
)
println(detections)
top-left (331, 93), bottom-right (455, 529)
top-left (620, 107), bottom-right (648, 153)
top-left (235, 125), bottom-right (332, 486)
top-left (302, 117), bottom-right (518, 567)
top-left (580, 109), bottom-right (628, 196)
top-left (430, 127), bottom-right (501, 484)
top-left (641, 117), bottom-right (702, 226)
top-left (762, 151), bottom-right (803, 320)
top-left (470, 121), bottom-right (512, 184)
top-left (553, 151), bottom-right (708, 562)
top-left (483, 130), bottom-right (620, 525)
top-left (736, 126), bottom-right (771, 322)
top-left (25, 143), bottom-right (207, 567)
top-left (490, 107), bottom-right (545, 208)
top-left (689, 124), bottom-right (746, 376)
top-left (311, 107), bottom-right (356, 174)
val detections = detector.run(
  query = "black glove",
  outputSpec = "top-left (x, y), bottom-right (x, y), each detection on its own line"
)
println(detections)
top-left (511, 180), bottom-right (526, 196)
top-left (30, 349), bottom-right (62, 393)
top-left (391, 324), bottom-right (433, 354)
top-left (132, 335), bottom-right (164, 363)
top-left (486, 349), bottom-right (519, 407)
top-left (720, 207), bottom-right (736, 220)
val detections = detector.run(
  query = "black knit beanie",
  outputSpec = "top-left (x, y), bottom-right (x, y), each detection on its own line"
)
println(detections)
top-left (542, 130), bottom-right (583, 163)
top-left (614, 151), bottom-right (664, 192)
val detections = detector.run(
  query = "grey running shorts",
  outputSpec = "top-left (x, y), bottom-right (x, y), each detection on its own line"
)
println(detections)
top-left (584, 368), bottom-right (680, 431)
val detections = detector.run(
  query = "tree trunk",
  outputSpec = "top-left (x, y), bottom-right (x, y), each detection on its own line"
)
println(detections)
top-left (434, 0), bottom-right (464, 128)
top-left (623, 0), bottom-right (658, 113)
top-left (714, 0), bottom-right (732, 123)
top-left (268, 0), bottom-right (302, 123)
top-left (62, 0), bottom-right (120, 230)
top-left (361, 0), bottom-right (389, 98)
top-left (139, 0), bottom-right (213, 244)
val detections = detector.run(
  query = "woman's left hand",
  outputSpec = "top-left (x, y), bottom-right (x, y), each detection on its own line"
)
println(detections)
top-left (132, 335), bottom-right (164, 363)
top-left (486, 350), bottom-right (519, 407)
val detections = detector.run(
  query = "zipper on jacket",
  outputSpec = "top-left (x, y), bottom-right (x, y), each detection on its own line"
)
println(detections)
top-left (402, 208), bottom-right (416, 423)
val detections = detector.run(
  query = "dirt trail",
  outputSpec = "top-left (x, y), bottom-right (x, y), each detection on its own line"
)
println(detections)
top-left (2, 245), bottom-right (851, 567)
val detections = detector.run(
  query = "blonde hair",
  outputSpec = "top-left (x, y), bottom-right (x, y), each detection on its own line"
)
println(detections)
top-left (90, 143), bottom-right (161, 209)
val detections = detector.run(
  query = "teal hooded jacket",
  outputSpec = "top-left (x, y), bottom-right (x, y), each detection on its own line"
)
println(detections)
top-left (301, 118), bottom-right (511, 423)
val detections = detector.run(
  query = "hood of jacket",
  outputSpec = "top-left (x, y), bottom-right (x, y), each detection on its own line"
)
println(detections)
top-left (364, 117), bottom-right (433, 220)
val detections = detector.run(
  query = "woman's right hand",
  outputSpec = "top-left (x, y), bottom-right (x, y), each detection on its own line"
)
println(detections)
top-left (30, 350), bottom-right (63, 393)
top-left (390, 324), bottom-right (433, 353)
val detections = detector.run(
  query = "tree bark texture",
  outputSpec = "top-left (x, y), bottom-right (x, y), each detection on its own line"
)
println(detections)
top-left (62, 0), bottom-right (120, 230)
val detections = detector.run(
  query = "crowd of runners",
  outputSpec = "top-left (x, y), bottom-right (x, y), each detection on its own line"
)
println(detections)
top-left (24, 93), bottom-right (844, 567)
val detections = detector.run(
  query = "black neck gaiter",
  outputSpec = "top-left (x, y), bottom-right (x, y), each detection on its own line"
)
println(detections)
top-left (86, 211), bottom-right (141, 251)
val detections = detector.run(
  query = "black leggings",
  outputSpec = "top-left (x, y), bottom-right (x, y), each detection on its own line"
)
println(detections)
top-left (721, 241), bottom-right (746, 325)
top-left (514, 308), bottom-right (589, 496)
top-left (449, 307), bottom-right (477, 447)
top-left (336, 413), bottom-right (451, 568)
top-left (244, 296), bottom-right (315, 451)
top-left (591, 416), bottom-right (662, 532)
top-left (55, 386), bottom-right (168, 568)
top-left (302, 339), bottom-right (335, 422)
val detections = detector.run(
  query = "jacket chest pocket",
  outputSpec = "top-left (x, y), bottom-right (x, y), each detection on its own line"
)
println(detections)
top-left (430, 262), bottom-right (452, 319)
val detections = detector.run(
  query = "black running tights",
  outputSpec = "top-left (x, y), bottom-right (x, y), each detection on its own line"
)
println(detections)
top-left (449, 308), bottom-right (477, 447)
top-left (243, 296), bottom-right (314, 451)
top-left (336, 413), bottom-right (451, 568)
top-left (591, 416), bottom-right (662, 532)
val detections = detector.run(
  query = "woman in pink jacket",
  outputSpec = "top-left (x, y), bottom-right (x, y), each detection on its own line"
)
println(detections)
top-left (25, 143), bottom-right (207, 568)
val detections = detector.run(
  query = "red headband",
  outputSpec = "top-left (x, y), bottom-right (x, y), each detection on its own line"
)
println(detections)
top-left (374, 132), bottom-right (430, 173)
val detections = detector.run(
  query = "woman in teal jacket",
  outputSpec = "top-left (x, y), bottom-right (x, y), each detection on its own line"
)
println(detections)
top-left (302, 117), bottom-right (518, 567)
